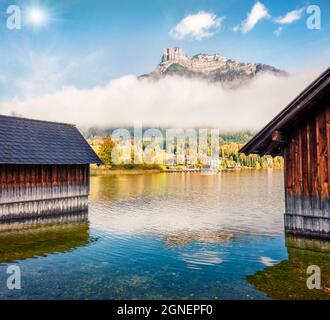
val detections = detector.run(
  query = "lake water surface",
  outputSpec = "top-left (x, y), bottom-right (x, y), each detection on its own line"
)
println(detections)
top-left (0, 170), bottom-right (328, 300)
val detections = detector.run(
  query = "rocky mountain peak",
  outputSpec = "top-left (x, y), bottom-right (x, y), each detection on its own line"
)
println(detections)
top-left (140, 47), bottom-right (287, 85)
top-left (161, 48), bottom-right (189, 63)
top-left (191, 53), bottom-right (227, 62)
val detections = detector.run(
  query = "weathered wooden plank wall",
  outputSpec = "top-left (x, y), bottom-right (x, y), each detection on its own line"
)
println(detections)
top-left (0, 164), bottom-right (90, 220)
top-left (284, 102), bottom-right (330, 237)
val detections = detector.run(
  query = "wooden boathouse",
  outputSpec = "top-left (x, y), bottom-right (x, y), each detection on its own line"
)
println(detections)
top-left (240, 67), bottom-right (330, 239)
top-left (0, 115), bottom-right (102, 220)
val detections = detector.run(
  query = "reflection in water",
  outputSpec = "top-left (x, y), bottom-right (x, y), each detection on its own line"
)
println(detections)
top-left (89, 170), bottom-right (285, 237)
top-left (0, 213), bottom-right (90, 263)
top-left (247, 235), bottom-right (330, 300)
top-left (163, 230), bottom-right (234, 248)
top-left (1, 170), bottom-right (327, 299)
top-left (260, 256), bottom-right (279, 267)
top-left (180, 249), bottom-right (225, 270)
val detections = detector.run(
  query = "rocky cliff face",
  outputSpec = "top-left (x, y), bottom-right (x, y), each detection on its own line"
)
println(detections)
top-left (161, 48), bottom-right (189, 63)
top-left (140, 47), bottom-right (287, 85)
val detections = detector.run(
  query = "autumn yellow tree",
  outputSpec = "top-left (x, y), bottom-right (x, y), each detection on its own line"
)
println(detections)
top-left (98, 136), bottom-right (116, 168)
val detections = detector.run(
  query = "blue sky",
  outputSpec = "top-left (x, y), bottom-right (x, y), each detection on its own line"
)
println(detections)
top-left (0, 0), bottom-right (329, 100)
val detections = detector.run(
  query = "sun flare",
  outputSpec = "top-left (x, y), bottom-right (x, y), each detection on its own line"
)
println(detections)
top-left (27, 7), bottom-right (47, 26)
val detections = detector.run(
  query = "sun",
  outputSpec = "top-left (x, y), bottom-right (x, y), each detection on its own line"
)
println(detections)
top-left (27, 7), bottom-right (48, 26)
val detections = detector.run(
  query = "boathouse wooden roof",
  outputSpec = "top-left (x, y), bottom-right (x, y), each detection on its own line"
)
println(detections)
top-left (240, 67), bottom-right (330, 157)
top-left (0, 115), bottom-right (102, 165)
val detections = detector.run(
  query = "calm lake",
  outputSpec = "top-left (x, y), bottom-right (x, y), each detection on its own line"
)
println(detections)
top-left (0, 170), bottom-right (329, 300)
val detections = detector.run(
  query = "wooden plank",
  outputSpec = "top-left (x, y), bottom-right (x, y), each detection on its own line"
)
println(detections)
top-left (326, 104), bottom-right (330, 201)
top-left (316, 108), bottom-right (328, 201)
top-left (297, 127), bottom-right (303, 195)
top-left (301, 122), bottom-right (309, 199)
top-left (284, 146), bottom-right (289, 212)
top-left (320, 103), bottom-right (330, 217)
top-left (286, 141), bottom-right (293, 196)
top-left (296, 125), bottom-right (303, 213)
top-left (306, 121), bottom-right (312, 211)
top-left (309, 116), bottom-right (318, 207)
top-left (285, 137), bottom-right (295, 213)
top-left (42, 165), bottom-right (45, 186)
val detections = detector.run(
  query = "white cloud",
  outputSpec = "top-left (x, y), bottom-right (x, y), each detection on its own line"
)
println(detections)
top-left (235, 1), bottom-right (271, 34)
top-left (0, 71), bottom-right (319, 131)
top-left (170, 11), bottom-right (224, 40)
top-left (274, 26), bottom-right (283, 37)
top-left (274, 8), bottom-right (305, 25)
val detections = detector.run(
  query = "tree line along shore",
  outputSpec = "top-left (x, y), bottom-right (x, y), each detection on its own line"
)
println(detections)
top-left (88, 133), bottom-right (284, 174)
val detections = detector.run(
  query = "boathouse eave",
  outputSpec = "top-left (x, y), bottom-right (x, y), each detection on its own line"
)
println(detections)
top-left (240, 67), bottom-right (330, 157)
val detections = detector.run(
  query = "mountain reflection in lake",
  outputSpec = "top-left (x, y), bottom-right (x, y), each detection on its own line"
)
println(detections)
top-left (0, 170), bottom-right (329, 299)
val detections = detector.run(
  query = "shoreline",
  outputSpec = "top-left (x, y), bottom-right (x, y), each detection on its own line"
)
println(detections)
top-left (90, 167), bottom-right (283, 176)
top-left (90, 168), bottom-right (163, 176)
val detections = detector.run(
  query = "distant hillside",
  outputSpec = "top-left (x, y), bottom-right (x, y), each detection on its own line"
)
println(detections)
top-left (82, 127), bottom-right (256, 145)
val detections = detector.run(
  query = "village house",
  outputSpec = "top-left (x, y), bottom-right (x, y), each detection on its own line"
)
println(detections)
top-left (0, 115), bottom-right (102, 220)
